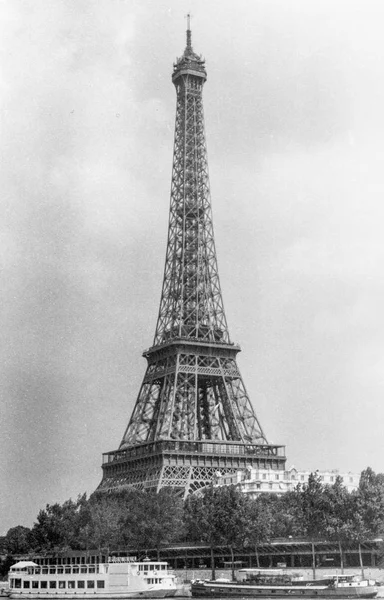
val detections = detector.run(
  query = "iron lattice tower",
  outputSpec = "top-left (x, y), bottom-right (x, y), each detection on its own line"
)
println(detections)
top-left (99, 22), bottom-right (285, 495)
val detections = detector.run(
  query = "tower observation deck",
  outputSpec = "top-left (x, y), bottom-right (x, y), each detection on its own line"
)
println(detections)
top-left (98, 21), bottom-right (286, 495)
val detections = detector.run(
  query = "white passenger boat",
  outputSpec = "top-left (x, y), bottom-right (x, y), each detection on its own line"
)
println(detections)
top-left (9, 558), bottom-right (177, 599)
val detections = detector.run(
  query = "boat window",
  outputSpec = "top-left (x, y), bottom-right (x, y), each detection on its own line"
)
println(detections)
top-left (65, 567), bottom-right (71, 574)
top-left (58, 567), bottom-right (63, 574)
top-left (68, 582), bottom-right (75, 589)
top-left (49, 568), bottom-right (56, 575)
top-left (89, 566), bottom-right (95, 574)
top-left (40, 582), bottom-right (47, 589)
top-left (42, 568), bottom-right (48, 575)
top-left (32, 581), bottom-right (39, 589)
top-left (59, 581), bottom-right (66, 589)
top-left (87, 581), bottom-right (95, 588)
top-left (49, 581), bottom-right (57, 588)
top-left (35, 568), bottom-right (41, 575)
top-left (23, 581), bottom-right (30, 588)
top-left (97, 581), bottom-right (105, 588)
top-left (73, 567), bottom-right (79, 574)
top-left (78, 581), bottom-right (85, 588)
top-left (81, 566), bottom-right (87, 574)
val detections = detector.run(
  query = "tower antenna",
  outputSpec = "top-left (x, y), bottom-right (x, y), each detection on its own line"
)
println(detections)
top-left (186, 12), bottom-right (192, 49)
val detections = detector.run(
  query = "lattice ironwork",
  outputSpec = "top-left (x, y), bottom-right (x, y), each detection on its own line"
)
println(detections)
top-left (98, 22), bottom-right (285, 497)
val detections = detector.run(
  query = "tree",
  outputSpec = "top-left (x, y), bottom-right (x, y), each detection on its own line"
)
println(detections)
top-left (5, 526), bottom-right (31, 555)
top-left (86, 492), bottom-right (126, 553)
top-left (301, 472), bottom-right (328, 578)
top-left (271, 489), bottom-right (306, 539)
top-left (184, 487), bottom-right (227, 580)
top-left (351, 468), bottom-right (384, 576)
top-left (356, 468), bottom-right (384, 538)
top-left (322, 477), bottom-right (355, 573)
top-left (247, 495), bottom-right (273, 567)
top-left (30, 495), bottom-right (88, 552)
top-left (213, 486), bottom-right (250, 581)
top-left (127, 489), bottom-right (184, 558)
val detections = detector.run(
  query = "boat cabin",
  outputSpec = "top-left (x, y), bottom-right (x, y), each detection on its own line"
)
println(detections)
top-left (237, 569), bottom-right (305, 584)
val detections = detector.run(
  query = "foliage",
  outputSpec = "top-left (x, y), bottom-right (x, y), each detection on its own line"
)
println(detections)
top-left (4, 526), bottom-right (31, 555)
top-left (184, 486), bottom-right (227, 579)
top-left (5, 467), bottom-right (384, 564)
top-left (30, 494), bottom-right (88, 552)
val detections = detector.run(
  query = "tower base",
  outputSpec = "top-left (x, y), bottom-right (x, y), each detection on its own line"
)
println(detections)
top-left (98, 440), bottom-right (286, 496)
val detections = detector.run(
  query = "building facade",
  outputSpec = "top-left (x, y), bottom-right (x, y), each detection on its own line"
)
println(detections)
top-left (216, 466), bottom-right (360, 496)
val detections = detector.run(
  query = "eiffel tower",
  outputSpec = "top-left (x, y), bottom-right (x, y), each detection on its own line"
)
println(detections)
top-left (98, 19), bottom-right (286, 496)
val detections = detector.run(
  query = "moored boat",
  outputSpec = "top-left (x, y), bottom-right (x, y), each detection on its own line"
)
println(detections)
top-left (8, 558), bottom-right (177, 599)
top-left (191, 568), bottom-right (378, 598)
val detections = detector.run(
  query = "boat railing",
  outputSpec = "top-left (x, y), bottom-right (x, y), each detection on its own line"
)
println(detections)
top-left (15, 565), bottom-right (101, 576)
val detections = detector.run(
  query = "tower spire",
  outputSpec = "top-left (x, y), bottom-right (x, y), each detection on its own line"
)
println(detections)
top-left (186, 13), bottom-right (192, 50)
top-left (98, 22), bottom-right (286, 497)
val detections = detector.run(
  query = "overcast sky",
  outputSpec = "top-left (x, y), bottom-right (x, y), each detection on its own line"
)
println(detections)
top-left (2, 0), bottom-right (384, 534)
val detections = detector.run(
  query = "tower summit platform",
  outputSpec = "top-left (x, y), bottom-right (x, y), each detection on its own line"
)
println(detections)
top-left (98, 20), bottom-right (286, 496)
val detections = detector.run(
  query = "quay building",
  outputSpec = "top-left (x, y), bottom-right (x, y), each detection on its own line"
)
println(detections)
top-left (215, 466), bottom-right (360, 496)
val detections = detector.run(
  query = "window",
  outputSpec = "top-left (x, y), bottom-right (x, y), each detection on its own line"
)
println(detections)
top-left (275, 474), bottom-right (279, 480)
top-left (81, 567), bottom-right (87, 574)
top-left (73, 567), bottom-right (79, 574)
top-left (78, 581), bottom-right (85, 588)
top-left (32, 581), bottom-right (39, 589)
top-left (23, 581), bottom-right (30, 588)
top-left (49, 581), bottom-right (57, 589)
top-left (68, 582), bottom-right (75, 589)
top-left (97, 581), bottom-right (105, 589)
top-left (40, 581), bottom-right (47, 589)
top-left (65, 567), bottom-right (71, 574)
top-left (59, 581), bottom-right (66, 589)
top-left (49, 568), bottom-right (56, 575)
top-left (87, 581), bottom-right (95, 588)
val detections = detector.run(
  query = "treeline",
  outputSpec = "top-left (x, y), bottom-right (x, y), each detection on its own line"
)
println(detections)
top-left (3, 468), bottom-right (384, 579)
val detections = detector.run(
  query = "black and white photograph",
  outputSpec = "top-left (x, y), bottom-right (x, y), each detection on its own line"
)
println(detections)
top-left (2, 0), bottom-right (384, 594)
